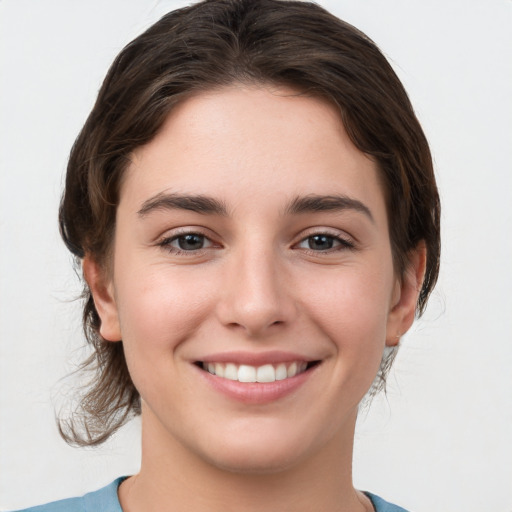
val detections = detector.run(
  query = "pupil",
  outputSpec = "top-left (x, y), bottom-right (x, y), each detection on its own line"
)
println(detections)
top-left (178, 234), bottom-right (204, 250)
top-left (309, 235), bottom-right (333, 250)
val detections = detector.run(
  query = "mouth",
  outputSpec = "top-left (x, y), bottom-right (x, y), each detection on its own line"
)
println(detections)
top-left (195, 360), bottom-right (321, 383)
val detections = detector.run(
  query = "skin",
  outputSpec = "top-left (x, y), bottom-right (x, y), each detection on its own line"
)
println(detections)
top-left (84, 85), bottom-right (426, 512)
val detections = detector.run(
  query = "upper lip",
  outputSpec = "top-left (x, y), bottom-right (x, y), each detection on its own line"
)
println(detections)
top-left (195, 350), bottom-right (319, 366)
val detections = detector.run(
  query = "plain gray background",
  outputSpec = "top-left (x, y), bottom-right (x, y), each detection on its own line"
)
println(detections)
top-left (1, 1), bottom-right (511, 510)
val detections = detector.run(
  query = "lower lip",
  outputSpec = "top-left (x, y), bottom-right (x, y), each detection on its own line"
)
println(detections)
top-left (195, 365), bottom-right (317, 404)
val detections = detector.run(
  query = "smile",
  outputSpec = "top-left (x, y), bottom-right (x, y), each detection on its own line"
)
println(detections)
top-left (195, 355), bottom-right (321, 404)
top-left (200, 361), bottom-right (312, 383)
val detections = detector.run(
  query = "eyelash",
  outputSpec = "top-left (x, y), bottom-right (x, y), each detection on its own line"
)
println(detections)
top-left (295, 232), bottom-right (355, 254)
top-left (157, 230), bottom-right (355, 256)
top-left (157, 230), bottom-right (214, 256)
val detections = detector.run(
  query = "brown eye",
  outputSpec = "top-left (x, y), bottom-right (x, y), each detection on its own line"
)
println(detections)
top-left (175, 234), bottom-right (206, 250)
top-left (307, 235), bottom-right (335, 251)
top-left (160, 232), bottom-right (214, 253)
top-left (296, 233), bottom-right (354, 252)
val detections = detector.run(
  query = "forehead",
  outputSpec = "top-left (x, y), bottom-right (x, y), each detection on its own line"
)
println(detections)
top-left (122, 85), bottom-right (386, 224)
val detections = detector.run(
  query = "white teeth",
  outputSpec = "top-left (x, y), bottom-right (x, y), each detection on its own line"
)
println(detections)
top-left (256, 364), bottom-right (275, 383)
top-left (201, 361), bottom-right (311, 383)
top-left (238, 365), bottom-right (257, 383)
top-left (275, 363), bottom-right (288, 381)
top-left (224, 363), bottom-right (238, 381)
top-left (287, 362), bottom-right (298, 378)
top-left (214, 362), bottom-right (225, 378)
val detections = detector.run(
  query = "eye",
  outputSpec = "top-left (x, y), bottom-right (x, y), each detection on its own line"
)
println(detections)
top-left (297, 233), bottom-right (353, 252)
top-left (159, 232), bottom-right (214, 253)
top-left (174, 233), bottom-right (209, 250)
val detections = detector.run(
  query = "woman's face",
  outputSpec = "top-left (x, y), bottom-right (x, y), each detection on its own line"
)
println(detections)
top-left (88, 85), bottom-right (420, 473)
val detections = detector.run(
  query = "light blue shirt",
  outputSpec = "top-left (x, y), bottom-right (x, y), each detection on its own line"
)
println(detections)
top-left (11, 478), bottom-right (125, 512)
top-left (12, 477), bottom-right (409, 512)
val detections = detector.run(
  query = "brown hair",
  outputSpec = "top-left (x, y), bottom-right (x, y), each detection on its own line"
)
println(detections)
top-left (58, 0), bottom-right (440, 446)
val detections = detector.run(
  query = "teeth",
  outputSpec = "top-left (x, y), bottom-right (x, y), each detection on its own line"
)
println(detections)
top-left (224, 363), bottom-right (238, 381)
top-left (256, 364), bottom-right (275, 383)
top-left (287, 362), bottom-right (297, 378)
top-left (238, 365), bottom-right (256, 382)
top-left (275, 363), bottom-right (288, 381)
top-left (214, 363), bottom-right (225, 378)
top-left (201, 361), bottom-right (310, 383)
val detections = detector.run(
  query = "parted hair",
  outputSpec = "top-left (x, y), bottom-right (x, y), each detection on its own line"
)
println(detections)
top-left (58, 0), bottom-right (440, 446)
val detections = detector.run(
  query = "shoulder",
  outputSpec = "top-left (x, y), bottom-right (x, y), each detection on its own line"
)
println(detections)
top-left (365, 492), bottom-right (411, 512)
top-left (10, 477), bottom-right (126, 512)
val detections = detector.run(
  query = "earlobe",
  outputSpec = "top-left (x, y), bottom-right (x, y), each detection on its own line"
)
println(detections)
top-left (82, 255), bottom-right (122, 342)
top-left (386, 242), bottom-right (427, 346)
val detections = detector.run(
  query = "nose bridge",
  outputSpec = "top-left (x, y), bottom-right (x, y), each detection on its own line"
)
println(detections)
top-left (217, 240), bottom-right (294, 336)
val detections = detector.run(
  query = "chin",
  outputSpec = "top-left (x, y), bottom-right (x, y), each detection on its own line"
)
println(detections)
top-left (203, 445), bottom-right (305, 475)
top-left (192, 424), bottom-right (322, 475)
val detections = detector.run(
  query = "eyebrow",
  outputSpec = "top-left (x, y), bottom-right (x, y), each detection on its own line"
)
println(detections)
top-left (285, 194), bottom-right (374, 223)
top-left (137, 192), bottom-right (228, 217)
top-left (137, 192), bottom-right (373, 223)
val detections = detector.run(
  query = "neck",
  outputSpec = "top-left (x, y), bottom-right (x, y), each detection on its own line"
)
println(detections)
top-left (119, 405), bottom-right (370, 512)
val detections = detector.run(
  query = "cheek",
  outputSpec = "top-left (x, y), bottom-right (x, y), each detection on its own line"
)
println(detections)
top-left (112, 265), bottom-right (219, 406)
top-left (113, 264), bottom-right (217, 352)
top-left (302, 262), bottom-right (394, 358)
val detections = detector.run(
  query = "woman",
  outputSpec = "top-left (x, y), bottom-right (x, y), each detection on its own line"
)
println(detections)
top-left (14, 0), bottom-right (440, 510)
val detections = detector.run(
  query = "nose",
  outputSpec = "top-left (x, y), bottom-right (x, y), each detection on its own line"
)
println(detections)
top-left (215, 245), bottom-right (297, 337)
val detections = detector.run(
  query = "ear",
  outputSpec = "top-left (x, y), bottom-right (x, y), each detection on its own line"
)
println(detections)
top-left (82, 255), bottom-right (122, 342)
top-left (386, 242), bottom-right (427, 347)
